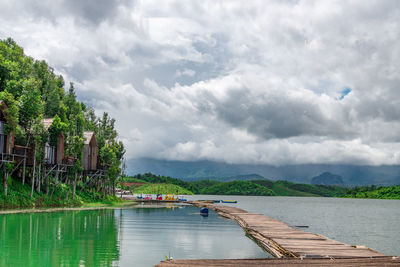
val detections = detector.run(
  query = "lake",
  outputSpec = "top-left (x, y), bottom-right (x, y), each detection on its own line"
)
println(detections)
top-left (0, 205), bottom-right (267, 267)
top-left (1, 196), bottom-right (399, 266)
top-left (187, 195), bottom-right (400, 257)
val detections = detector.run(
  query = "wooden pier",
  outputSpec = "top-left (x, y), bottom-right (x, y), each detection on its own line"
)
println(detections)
top-left (157, 257), bottom-right (400, 266)
top-left (156, 201), bottom-right (398, 266)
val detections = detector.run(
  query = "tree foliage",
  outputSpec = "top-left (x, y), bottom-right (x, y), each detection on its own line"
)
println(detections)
top-left (0, 38), bottom-right (125, 198)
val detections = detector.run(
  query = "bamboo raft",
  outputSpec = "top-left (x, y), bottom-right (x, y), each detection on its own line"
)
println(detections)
top-left (156, 202), bottom-right (398, 266)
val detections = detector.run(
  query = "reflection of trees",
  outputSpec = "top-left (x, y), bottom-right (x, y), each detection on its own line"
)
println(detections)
top-left (134, 205), bottom-right (181, 214)
top-left (0, 209), bottom-right (120, 266)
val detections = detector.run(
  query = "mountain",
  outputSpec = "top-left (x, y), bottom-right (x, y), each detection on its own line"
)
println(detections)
top-left (221, 174), bottom-right (266, 182)
top-left (188, 173), bottom-right (267, 182)
top-left (311, 172), bottom-right (344, 186)
top-left (127, 158), bottom-right (400, 186)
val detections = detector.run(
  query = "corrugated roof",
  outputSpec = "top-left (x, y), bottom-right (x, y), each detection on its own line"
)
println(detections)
top-left (42, 118), bottom-right (54, 130)
top-left (83, 131), bottom-right (95, 145)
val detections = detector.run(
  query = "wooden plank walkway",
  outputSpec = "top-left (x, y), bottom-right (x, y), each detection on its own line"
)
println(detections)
top-left (188, 202), bottom-right (387, 259)
top-left (156, 257), bottom-right (400, 266)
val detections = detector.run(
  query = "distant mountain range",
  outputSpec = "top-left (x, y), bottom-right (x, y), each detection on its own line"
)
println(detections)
top-left (311, 172), bottom-right (344, 186)
top-left (127, 158), bottom-right (400, 186)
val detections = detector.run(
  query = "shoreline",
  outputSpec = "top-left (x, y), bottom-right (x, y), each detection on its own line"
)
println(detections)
top-left (0, 199), bottom-right (191, 215)
top-left (0, 201), bottom-right (138, 215)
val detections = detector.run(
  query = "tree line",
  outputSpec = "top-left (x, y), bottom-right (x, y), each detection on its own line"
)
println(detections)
top-left (0, 38), bottom-right (125, 201)
top-left (126, 173), bottom-right (400, 199)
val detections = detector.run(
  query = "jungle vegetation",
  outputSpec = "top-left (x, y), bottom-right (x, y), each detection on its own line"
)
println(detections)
top-left (0, 38), bottom-right (125, 207)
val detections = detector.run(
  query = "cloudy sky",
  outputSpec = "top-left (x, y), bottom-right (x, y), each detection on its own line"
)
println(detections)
top-left (1, 0), bottom-right (400, 166)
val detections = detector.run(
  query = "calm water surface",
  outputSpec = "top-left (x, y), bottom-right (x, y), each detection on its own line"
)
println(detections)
top-left (187, 196), bottom-right (400, 256)
top-left (0, 205), bottom-right (266, 267)
top-left (1, 196), bottom-right (399, 266)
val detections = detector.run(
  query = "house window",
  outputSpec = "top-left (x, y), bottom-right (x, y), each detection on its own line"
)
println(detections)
top-left (45, 142), bottom-right (56, 164)
top-left (0, 121), bottom-right (4, 135)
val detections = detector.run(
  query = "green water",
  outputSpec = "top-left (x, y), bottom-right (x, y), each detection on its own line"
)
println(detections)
top-left (0, 209), bottom-right (120, 266)
top-left (0, 206), bottom-right (267, 266)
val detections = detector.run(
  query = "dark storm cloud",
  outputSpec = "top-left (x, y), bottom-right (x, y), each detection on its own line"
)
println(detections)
top-left (191, 80), bottom-right (354, 141)
top-left (216, 95), bottom-right (333, 139)
top-left (62, 0), bottom-right (125, 25)
top-left (23, 0), bottom-right (133, 26)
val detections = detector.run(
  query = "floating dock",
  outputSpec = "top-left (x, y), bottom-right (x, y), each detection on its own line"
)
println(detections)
top-left (156, 201), bottom-right (398, 266)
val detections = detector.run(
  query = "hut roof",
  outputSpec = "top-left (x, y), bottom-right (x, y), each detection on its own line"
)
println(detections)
top-left (83, 131), bottom-right (96, 145)
top-left (42, 118), bottom-right (54, 130)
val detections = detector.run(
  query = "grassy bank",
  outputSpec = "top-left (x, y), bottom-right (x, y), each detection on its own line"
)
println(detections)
top-left (131, 183), bottom-right (194, 195)
top-left (0, 179), bottom-right (123, 210)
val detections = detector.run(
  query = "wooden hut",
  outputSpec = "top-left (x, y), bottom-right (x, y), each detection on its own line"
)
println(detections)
top-left (0, 100), bottom-right (14, 156)
top-left (82, 131), bottom-right (98, 171)
top-left (42, 118), bottom-right (65, 165)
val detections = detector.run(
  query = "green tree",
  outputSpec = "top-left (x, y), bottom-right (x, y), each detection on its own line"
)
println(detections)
top-left (48, 115), bottom-right (67, 146)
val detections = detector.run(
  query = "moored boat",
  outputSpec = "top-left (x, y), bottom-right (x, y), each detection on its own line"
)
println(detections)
top-left (165, 194), bottom-right (178, 201)
top-left (221, 200), bottom-right (237, 203)
top-left (200, 207), bottom-right (209, 216)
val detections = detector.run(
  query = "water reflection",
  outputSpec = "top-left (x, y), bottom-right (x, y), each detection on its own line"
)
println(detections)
top-left (117, 205), bottom-right (267, 266)
top-left (0, 205), bottom-right (267, 266)
top-left (0, 209), bottom-right (120, 266)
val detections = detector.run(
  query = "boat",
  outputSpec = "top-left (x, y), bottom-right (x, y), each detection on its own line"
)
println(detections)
top-left (144, 194), bottom-right (153, 200)
top-left (156, 194), bottom-right (163, 200)
top-left (165, 194), bottom-right (178, 201)
top-left (221, 200), bottom-right (237, 203)
top-left (200, 207), bottom-right (209, 216)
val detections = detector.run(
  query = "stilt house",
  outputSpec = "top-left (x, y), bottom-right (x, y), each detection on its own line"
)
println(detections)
top-left (82, 131), bottom-right (98, 171)
top-left (0, 100), bottom-right (14, 156)
top-left (42, 118), bottom-right (65, 165)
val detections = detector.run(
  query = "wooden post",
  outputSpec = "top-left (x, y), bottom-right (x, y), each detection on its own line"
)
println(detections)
top-left (36, 164), bottom-right (41, 193)
top-left (3, 165), bottom-right (8, 197)
top-left (65, 177), bottom-right (70, 200)
top-left (72, 172), bottom-right (77, 200)
top-left (45, 166), bottom-right (49, 196)
top-left (22, 148), bottom-right (26, 185)
top-left (30, 150), bottom-right (36, 198)
top-left (50, 171), bottom-right (59, 197)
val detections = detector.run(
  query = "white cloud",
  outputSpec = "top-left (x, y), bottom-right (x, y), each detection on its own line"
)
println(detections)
top-left (1, 0), bottom-right (400, 166)
top-left (175, 68), bottom-right (196, 77)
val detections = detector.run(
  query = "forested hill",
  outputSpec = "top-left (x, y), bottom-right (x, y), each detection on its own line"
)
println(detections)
top-left (128, 158), bottom-right (400, 186)
top-left (125, 173), bottom-right (400, 199)
top-left (0, 37), bottom-right (125, 206)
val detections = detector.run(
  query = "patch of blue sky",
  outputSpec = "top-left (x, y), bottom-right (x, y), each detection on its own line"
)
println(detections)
top-left (338, 87), bottom-right (352, 100)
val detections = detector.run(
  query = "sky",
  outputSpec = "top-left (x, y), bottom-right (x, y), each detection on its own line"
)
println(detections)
top-left (1, 0), bottom-right (400, 166)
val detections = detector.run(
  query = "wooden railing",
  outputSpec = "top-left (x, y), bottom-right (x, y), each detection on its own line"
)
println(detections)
top-left (13, 145), bottom-right (30, 157)
top-left (62, 156), bottom-right (77, 166)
